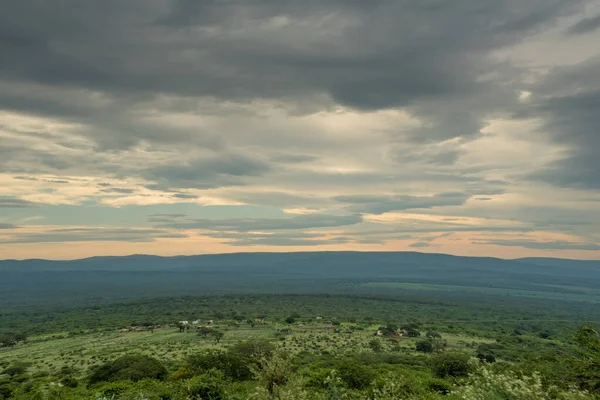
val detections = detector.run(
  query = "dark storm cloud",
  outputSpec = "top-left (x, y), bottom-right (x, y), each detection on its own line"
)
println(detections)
top-left (158, 213), bottom-right (362, 231)
top-left (475, 239), bottom-right (600, 251)
top-left (0, 0), bottom-right (587, 148)
top-left (566, 13), bottom-right (600, 35)
top-left (523, 59), bottom-right (600, 190)
top-left (333, 192), bottom-right (470, 214)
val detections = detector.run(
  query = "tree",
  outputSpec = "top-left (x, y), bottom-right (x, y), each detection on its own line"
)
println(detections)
top-left (88, 355), bottom-right (167, 385)
top-left (213, 331), bottom-right (224, 344)
top-left (197, 326), bottom-right (214, 337)
top-left (368, 338), bottom-right (383, 353)
top-left (426, 331), bottom-right (442, 339)
top-left (285, 316), bottom-right (296, 324)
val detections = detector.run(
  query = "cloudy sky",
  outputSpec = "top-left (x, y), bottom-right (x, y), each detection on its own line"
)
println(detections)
top-left (1, 0), bottom-right (600, 260)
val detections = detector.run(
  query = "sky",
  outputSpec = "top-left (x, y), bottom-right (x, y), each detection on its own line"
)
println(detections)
top-left (1, 1), bottom-right (600, 260)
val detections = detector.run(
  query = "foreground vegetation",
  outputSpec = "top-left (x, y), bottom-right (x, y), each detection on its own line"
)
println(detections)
top-left (1, 294), bottom-right (599, 399)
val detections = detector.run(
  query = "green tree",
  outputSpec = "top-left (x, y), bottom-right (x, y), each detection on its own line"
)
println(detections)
top-left (213, 331), bottom-right (224, 344)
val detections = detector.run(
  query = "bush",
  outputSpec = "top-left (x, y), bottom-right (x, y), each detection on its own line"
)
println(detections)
top-left (2, 363), bottom-right (27, 377)
top-left (88, 355), bottom-right (168, 385)
top-left (416, 340), bottom-right (434, 353)
top-left (336, 358), bottom-right (375, 390)
top-left (187, 350), bottom-right (252, 381)
top-left (229, 339), bottom-right (276, 360)
top-left (60, 375), bottom-right (79, 388)
top-left (171, 367), bottom-right (195, 381)
top-left (0, 385), bottom-right (13, 399)
top-left (430, 352), bottom-right (473, 378)
top-left (95, 381), bottom-right (133, 397)
top-left (185, 370), bottom-right (227, 400)
top-left (454, 366), bottom-right (593, 400)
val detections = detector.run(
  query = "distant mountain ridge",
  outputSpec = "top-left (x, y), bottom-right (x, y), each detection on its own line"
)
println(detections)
top-left (1, 251), bottom-right (598, 308)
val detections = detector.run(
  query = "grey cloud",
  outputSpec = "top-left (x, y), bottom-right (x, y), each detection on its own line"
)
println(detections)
top-left (172, 193), bottom-right (199, 199)
top-left (476, 197), bottom-right (492, 201)
top-left (387, 146), bottom-right (463, 166)
top-left (148, 213), bottom-right (187, 218)
top-left (142, 155), bottom-right (271, 190)
top-left (97, 182), bottom-right (112, 187)
top-left (226, 191), bottom-right (328, 208)
top-left (12, 176), bottom-right (39, 181)
top-left (99, 188), bottom-right (135, 194)
top-left (0, 0), bottom-right (587, 151)
top-left (334, 192), bottom-right (470, 214)
top-left (475, 239), bottom-right (600, 251)
top-left (0, 196), bottom-right (39, 208)
top-left (0, 227), bottom-right (187, 244)
top-left (0, 223), bottom-right (17, 229)
top-left (270, 154), bottom-right (319, 164)
top-left (203, 230), bottom-right (348, 247)
top-left (43, 179), bottom-right (70, 184)
top-left (159, 213), bottom-right (362, 231)
top-left (517, 55), bottom-right (600, 190)
top-left (525, 88), bottom-right (600, 189)
top-left (408, 242), bottom-right (431, 248)
top-left (566, 13), bottom-right (600, 35)
top-left (230, 236), bottom-right (352, 247)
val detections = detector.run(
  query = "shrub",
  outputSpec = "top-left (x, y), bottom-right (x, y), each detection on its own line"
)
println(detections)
top-left (2, 363), bottom-right (27, 377)
top-left (60, 375), bottom-right (79, 388)
top-left (416, 340), bottom-right (434, 353)
top-left (430, 352), bottom-right (473, 378)
top-left (187, 350), bottom-right (252, 381)
top-left (336, 358), bottom-right (375, 390)
top-left (95, 381), bottom-right (133, 397)
top-left (0, 385), bottom-right (13, 399)
top-left (88, 355), bottom-right (167, 385)
top-left (185, 370), bottom-right (227, 400)
top-left (454, 367), bottom-right (593, 400)
top-left (229, 339), bottom-right (275, 360)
